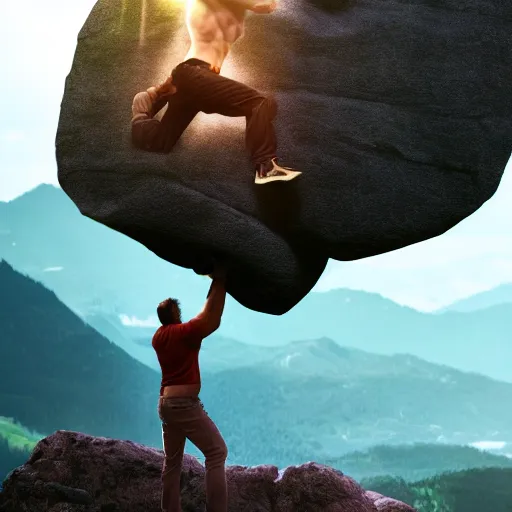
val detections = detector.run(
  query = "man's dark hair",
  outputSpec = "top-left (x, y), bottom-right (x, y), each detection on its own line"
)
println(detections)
top-left (157, 298), bottom-right (182, 325)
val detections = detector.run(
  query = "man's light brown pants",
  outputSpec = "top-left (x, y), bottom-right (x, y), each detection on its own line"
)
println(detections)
top-left (157, 396), bottom-right (228, 512)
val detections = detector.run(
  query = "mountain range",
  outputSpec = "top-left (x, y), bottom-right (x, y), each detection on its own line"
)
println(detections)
top-left (0, 185), bottom-right (510, 383)
top-left (0, 260), bottom-right (161, 448)
top-left (437, 283), bottom-right (512, 313)
top-left (2, 261), bottom-right (512, 470)
top-left (364, 467), bottom-right (512, 512)
top-left (87, 295), bottom-right (512, 384)
top-left (0, 184), bottom-right (206, 317)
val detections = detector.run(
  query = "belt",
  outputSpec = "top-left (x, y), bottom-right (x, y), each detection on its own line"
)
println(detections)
top-left (180, 59), bottom-right (220, 74)
top-left (160, 395), bottom-right (199, 401)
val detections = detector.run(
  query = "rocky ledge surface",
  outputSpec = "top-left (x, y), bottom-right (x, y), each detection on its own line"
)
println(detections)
top-left (0, 430), bottom-right (416, 511)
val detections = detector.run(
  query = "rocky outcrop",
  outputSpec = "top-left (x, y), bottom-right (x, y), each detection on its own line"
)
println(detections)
top-left (56, 0), bottom-right (512, 313)
top-left (0, 431), bottom-right (415, 512)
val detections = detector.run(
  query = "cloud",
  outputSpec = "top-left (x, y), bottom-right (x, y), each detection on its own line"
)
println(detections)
top-left (119, 314), bottom-right (159, 328)
top-left (470, 441), bottom-right (507, 451)
top-left (43, 266), bottom-right (64, 272)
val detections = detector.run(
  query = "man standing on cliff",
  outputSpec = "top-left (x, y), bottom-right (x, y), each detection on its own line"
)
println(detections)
top-left (153, 263), bottom-right (228, 512)
top-left (131, 0), bottom-right (302, 184)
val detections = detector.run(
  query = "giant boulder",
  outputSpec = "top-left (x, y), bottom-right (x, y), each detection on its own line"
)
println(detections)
top-left (56, 0), bottom-right (512, 313)
top-left (0, 430), bottom-right (416, 511)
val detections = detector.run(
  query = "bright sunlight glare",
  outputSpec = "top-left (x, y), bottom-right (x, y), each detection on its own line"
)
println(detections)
top-left (153, 10), bottom-right (252, 135)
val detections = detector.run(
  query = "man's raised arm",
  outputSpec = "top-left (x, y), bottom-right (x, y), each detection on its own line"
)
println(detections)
top-left (191, 264), bottom-right (227, 338)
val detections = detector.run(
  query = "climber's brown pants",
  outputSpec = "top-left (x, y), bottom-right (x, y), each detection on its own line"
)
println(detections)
top-left (158, 396), bottom-right (228, 512)
top-left (132, 58), bottom-right (278, 166)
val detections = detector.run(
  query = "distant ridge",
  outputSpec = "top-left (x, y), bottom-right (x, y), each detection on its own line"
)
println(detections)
top-left (438, 283), bottom-right (512, 313)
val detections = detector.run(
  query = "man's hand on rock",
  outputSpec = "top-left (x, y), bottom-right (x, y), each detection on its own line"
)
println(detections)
top-left (208, 262), bottom-right (227, 282)
top-left (132, 91), bottom-right (154, 118)
top-left (153, 74), bottom-right (177, 97)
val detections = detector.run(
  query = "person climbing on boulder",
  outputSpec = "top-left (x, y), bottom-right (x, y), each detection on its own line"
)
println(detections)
top-left (131, 0), bottom-right (302, 185)
top-left (153, 261), bottom-right (229, 512)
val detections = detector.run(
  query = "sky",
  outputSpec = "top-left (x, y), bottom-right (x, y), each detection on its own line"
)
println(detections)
top-left (1, 0), bottom-right (511, 311)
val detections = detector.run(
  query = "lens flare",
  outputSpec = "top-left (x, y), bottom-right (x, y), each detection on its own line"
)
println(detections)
top-left (142, 0), bottom-right (260, 136)
top-left (139, 0), bottom-right (147, 45)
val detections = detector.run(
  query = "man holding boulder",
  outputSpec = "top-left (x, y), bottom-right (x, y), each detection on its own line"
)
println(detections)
top-left (153, 263), bottom-right (228, 512)
top-left (131, 0), bottom-right (302, 185)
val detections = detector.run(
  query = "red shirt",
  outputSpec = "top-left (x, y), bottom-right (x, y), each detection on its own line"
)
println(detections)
top-left (152, 318), bottom-right (204, 396)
